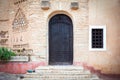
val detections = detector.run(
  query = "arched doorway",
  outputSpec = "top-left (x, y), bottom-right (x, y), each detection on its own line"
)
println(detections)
top-left (49, 14), bottom-right (73, 65)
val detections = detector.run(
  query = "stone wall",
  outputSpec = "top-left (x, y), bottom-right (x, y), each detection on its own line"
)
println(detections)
top-left (0, 0), bottom-right (120, 74)
top-left (0, 0), bottom-right (10, 47)
top-left (26, 0), bottom-right (89, 64)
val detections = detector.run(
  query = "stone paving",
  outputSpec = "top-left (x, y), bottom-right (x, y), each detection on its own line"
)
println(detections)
top-left (0, 72), bottom-right (120, 80)
top-left (0, 72), bottom-right (20, 80)
top-left (98, 74), bottom-right (120, 80)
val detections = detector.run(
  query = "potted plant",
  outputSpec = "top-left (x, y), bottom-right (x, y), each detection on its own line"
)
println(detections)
top-left (0, 47), bottom-right (16, 63)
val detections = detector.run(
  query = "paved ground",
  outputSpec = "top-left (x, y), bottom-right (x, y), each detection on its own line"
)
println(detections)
top-left (98, 74), bottom-right (120, 80)
top-left (0, 72), bottom-right (20, 80)
top-left (0, 72), bottom-right (120, 80)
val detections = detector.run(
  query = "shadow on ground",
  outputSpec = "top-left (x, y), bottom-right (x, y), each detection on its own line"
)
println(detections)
top-left (98, 74), bottom-right (120, 80)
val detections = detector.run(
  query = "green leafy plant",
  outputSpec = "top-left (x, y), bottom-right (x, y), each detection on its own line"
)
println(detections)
top-left (0, 47), bottom-right (16, 61)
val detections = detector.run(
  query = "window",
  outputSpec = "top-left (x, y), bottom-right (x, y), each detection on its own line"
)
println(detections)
top-left (89, 26), bottom-right (106, 51)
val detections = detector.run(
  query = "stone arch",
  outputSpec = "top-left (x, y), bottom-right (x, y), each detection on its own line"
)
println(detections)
top-left (48, 10), bottom-right (73, 22)
top-left (46, 10), bottom-right (74, 65)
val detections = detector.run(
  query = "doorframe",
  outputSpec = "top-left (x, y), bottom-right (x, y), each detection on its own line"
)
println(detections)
top-left (46, 11), bottom-right (74, 65)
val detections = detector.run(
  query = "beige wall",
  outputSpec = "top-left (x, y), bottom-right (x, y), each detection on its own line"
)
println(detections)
top-left (88, 0), bottom-right (120, 74)
top-left (0, 0), bottom-right (10, 47)
top-left (0, 0), bottom-right (120, 74)
top-left (0, 0), bottom-right (9, 29)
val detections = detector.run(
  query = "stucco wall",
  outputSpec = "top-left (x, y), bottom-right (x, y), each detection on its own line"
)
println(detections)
top-left (88, 0), bottom-right (120, 74)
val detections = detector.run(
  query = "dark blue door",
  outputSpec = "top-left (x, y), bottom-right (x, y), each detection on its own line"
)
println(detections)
top-left (49, 14), bottom-right (73, 65)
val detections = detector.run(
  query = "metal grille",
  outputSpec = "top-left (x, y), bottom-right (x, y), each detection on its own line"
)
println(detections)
top-left (92, 29), bottom-right (103, 48)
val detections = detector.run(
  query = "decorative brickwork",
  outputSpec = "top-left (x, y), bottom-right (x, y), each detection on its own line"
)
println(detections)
top-left (0, 31), bottom-right (9, 47)
top-left (12, 8), bottom-right (28, 31)
top-left (14, 0), bottom-right (27, 5)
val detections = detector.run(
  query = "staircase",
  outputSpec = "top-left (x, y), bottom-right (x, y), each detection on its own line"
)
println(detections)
top-left (20, 66), bottom-right (100, 80)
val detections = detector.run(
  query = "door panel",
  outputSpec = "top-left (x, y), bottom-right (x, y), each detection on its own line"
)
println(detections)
top-left (49, 14), bottom-right (73, 65)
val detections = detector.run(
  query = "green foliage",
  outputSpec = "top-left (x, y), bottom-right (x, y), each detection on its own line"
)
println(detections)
top-left (0, 47), bottom-right (16, 61)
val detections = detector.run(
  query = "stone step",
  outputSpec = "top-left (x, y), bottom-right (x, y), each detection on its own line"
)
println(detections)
top-left (36, 66), bottom-right (84, 70)
top-left (20, 66), bottom-right (100, 80)
top-left (35, 66), bottom-right (85, 73)
top-left (21, 76), bottom-right (100, 80)
top-left (36, 70), bottom-right (90, 73)
top-left (25, 73), bottom-right (92, 77)
top-left (20, 75), bottom-right (100, 80)
top-left (21, 78), bottom-right (97, 80)
top-left (21, 75), bottom-right (100, 80)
